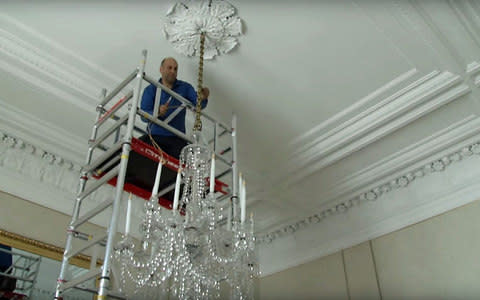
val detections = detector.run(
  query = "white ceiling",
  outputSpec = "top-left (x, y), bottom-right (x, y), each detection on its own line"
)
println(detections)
top-left (2, 0), bottom-right (480, 275)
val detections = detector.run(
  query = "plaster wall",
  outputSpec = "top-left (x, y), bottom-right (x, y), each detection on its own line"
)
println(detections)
top-left (258, 199), bottom-right (480, 299)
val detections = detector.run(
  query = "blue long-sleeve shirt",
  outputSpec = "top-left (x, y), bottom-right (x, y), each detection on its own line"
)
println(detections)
top-left (140, 79), bottom-right (208, 136)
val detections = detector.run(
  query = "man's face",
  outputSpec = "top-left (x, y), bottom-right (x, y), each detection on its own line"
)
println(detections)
top-left (160, 58), bottom-right (178, 85)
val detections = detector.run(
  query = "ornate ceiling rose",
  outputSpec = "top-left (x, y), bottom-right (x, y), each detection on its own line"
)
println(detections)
top-left (164, 0), bottom-right (243, 59)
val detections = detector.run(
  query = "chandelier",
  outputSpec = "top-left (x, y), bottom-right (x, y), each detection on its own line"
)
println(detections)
top-left (112, 1), bottom-right (255, 299)
top-left (112, 135), bottom-right (256, 299)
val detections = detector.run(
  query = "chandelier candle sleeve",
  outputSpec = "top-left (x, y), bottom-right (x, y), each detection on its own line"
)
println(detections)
top-left (227, 201), bottom-right (232, 231)
top-left (238, 172), bottom-right (242, 221)
top-left (125, 193), bottom-right (132, 236)
top-left (238, 172), bottom-right (242, 200)
top-left (241, 179), bottom-right (246, 224)
top-left (239, 172), bottom-right (244, 223)
top-left (173, 169), bottom-right (182, 213)
top-left (210, 153), bottom-right (215, 194)
top-left (151, 162), bottom-right (163, 197)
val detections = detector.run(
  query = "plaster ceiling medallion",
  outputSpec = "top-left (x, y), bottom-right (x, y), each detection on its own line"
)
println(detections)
top-left (164, 0), bottom-right (243, 59)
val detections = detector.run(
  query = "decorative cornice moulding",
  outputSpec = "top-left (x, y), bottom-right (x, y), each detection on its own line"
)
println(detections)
top-left (0, 130), bottom-right (84, 195)
top-left (466, 61), bottom-right (480, 75)
top-left (0, 98), bottom-right (86, 163)
top-left (0, 13), bottom-right (123, 82)
top-left (466, 61), bottom-right (480, 87)
top-left (409, 0), bottom-right (466, 69)
top-left (259, 166), bottom-right (480, 276)
top-left (272, 70), bottom-right (469, 189)
top-left (0, 28), bottom-right (98, 107)
top-left (0, 131), bottom-right (145, 232)
top-left (399, 1), bottom-right (480, 71)
top-left (0, 13), bottom-right (132, 114)
top-left (322, 116), bottom-right (480, 199)
top-left (257, 115), bottom-right (480, 244)
top-left (448, 1), bottom-right (480, 51)
top-left (0, 13), bottom-right (123, 94)
top-left (288, 68), bottom-right (419, 153)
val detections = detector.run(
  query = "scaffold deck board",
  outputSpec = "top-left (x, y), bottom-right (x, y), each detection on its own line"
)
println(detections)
top-left (94, 137), bottom-right (228, 209)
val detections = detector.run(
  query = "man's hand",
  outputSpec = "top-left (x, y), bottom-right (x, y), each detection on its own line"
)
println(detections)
top-left (159, 103), bottom-right (169, 116)
top-left (199, 87), bottom-right (210, 101)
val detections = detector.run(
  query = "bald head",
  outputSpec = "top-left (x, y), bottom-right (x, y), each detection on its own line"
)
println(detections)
top-left (161, 57), bottom-right (177, 67)
top-left (160, 57), bottom-right (178, 87)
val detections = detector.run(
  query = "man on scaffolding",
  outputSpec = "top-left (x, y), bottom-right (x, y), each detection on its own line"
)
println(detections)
top-left (139, 57), bottom-right (209, 158)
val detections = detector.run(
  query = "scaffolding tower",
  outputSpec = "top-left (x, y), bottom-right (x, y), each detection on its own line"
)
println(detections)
top-left (54, 50), bottom-right (238, 299)
top-left (0, 246), bottom-right (41, 299)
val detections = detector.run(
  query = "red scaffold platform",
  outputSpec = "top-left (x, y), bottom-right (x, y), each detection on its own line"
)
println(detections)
top-left (0, 291), bottom-right (27, 300)
top-left (94, 137), bottom-right (228, 209)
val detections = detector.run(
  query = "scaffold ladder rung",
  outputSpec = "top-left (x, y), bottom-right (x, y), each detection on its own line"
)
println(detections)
top-left (72, 198), bottom-right (114, 229)
top-left (137, 108), bottom-right (193, 144)
top-left (73, 286), bottom-right (126, 300)
top-left (90, 114), bottom-right (129, 150)
top-left (217, 193), bottom-right (231, 202)
top-left (96, 90), bottom-right (133, 128)
top-left (77, 166), bottom-right (119, 202)
top-left (213, 151), bottom-right (232, 167)
top-left (93, 156), bottom-right (120, 178)
top-left (66, 233), bottom-right (108, 259)
top-left (83, 141), bottom-right (123, 174)
top-left (100, 69), bottom-right (138, 106)
top-left (0, 271), bottom-right (34, 282)
top-left (60, 268), bottom-right (102, 292)
top-left (157, 182), bottom-right (176, 198)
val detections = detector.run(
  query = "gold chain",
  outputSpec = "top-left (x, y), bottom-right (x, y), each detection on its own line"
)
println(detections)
top-left (193, 32), bottom-right (206, 132)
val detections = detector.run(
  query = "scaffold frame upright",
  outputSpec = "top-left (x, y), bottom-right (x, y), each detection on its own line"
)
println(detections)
top-left (54, 50), bottom-right (239, 299)
top-left (0, 246), bottom-right (41, 299)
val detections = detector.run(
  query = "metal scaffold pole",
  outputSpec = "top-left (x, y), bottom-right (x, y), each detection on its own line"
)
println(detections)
top-left (231, 113), bottom-right (238, 227)
top-left (55, 88), bottom-right (107, 300)
top-left (97, 50), bottom-right (147, 299)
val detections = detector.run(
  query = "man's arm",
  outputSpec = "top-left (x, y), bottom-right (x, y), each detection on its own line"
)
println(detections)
top-left (186, 84), bottom-right (209, 109)
top-left (140, 85), bottom-right (154, 122)
top-left (141, 85), bottom-right (168, 120)
top-left (199, 87), bottom-right (209, 108)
